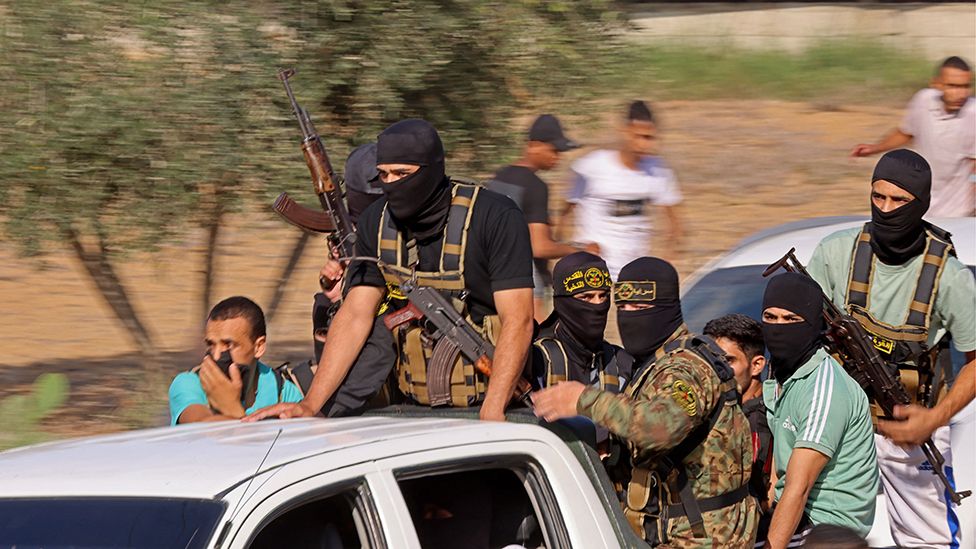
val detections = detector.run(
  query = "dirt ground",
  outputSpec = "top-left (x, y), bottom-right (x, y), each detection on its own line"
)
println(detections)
top-left (0, 99), bottom-right (902, 439)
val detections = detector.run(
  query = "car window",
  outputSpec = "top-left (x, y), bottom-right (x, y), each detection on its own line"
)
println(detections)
top-left (248, 482), bottom-right (380, 549)
top-left (682, 265), bottom-right (769, 332)
top-left (0, 497), bottom-right (223, 548)
top-left (396, 460), bottom-right (568, 549)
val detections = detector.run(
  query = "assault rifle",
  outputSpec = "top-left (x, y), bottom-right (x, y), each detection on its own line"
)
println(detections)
top-left (274, 68), bottom-right (357, 258)
top-left (763, 248), bottom-right (970, 504)
top-left (350, 257), bottom-right (532, 407)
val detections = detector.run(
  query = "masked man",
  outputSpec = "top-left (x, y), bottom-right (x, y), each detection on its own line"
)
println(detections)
top-left (531, 257), bottom-right (756, 547)
top-left (760, 273), bottom-right (878, 548)
top-left (530, 252), bottom-right (632, 393)
top-left (807, 149), bottom-right (976, 548)
top-left (250, 119), bottom-right (534, 422)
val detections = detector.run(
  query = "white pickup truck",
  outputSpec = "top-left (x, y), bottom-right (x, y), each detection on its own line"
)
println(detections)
top-left (0, 408), bottom-right (648, 548)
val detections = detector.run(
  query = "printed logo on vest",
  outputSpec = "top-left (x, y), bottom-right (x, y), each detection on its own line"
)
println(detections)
top-left (671, 380), bottom-right (698, 417)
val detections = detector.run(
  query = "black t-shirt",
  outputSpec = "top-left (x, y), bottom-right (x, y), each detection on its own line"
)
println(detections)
top-left (346, 185), bottom-right (534, 324)
top-left (742, 397), bottom-right (773, 507)
top-left (487, 165), bottom-right (550, 225)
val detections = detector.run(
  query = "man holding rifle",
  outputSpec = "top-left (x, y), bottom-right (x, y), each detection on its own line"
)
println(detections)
top-left (251, 118), bottom-right (534, 422)
top-left (807, 149), bottom-right (976, 548)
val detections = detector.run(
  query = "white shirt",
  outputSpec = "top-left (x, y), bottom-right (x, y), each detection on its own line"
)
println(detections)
top-left (899, 88), bottom-right (976, 218)
top-left (567, 149), bottom-right (682, 278)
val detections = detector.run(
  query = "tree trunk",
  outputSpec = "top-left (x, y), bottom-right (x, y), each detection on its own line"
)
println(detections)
top-left (201, 210), bottom-right (223, 323)
top-left (264, 231), bottom-right (311, 325)
top-left (62, 226), bottom-right (156, 355)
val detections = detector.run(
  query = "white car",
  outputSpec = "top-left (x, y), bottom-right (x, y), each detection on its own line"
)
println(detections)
top-left (682, 215), bottom-right (976, 548)
top-left (0, 411), bottom-right (647, 549)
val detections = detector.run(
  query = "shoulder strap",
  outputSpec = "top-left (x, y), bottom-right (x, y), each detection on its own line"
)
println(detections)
top-left (906, 228), bottom-right (953, 328)
top-left (534, 337), bottom-right (569, 386)
top-left (846, 223), bottom-right (874, 309)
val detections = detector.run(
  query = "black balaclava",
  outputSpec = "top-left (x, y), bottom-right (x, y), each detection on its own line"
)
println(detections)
top-left (869, 149), bottom-right (932, 265)
top-left (376, 119), bottom-right (451, 240)
top-left (614, 257), bottom-right (683, 361)
top-left (761, 273), bottom-right (825, 382)
top-left (344, 142), bottom-right (383, 226)
top-left (551, 252), bottom-right (612, 353)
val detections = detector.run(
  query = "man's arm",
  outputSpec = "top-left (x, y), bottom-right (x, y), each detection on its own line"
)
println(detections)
top-left (177, 404), bottom-right (243, 424)
top-left (879, 354), bottom-right (976, 445)
top-left (661, 204), bottom-right (682, 260)
top-left (528, 223), bottom-right (597, 259)
top-left (244, 285), bottom-right (384, 420)
top-left (851, 128), bottom-right (913, 157)
top-left (480, 287), bottom-right (534, 421)
top-left (763, 448), bottom-right (830, 549)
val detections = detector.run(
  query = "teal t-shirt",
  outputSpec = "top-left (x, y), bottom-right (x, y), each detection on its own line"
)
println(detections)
top-left (168, 361), bottom-right (303, 425)
top-left (763, 348), bottom-right (879, 537)
top-left (807, 226), bottom-right (976, 354)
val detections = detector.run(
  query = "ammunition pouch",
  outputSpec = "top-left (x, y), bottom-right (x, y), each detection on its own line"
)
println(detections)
top-left (394, 314), bottom-right (498, 407)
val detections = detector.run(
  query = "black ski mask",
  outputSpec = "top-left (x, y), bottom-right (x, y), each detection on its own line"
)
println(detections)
top-left (551, 252), bottom-right (612, 352)
top-left (869, 149), bottom-right (931, 265)
top-left (761, 273), bottom-right (825, 382)
top-left (376, 119), bottom-right (451, 240)
top-left (614, 257), bottom-right (683, 361)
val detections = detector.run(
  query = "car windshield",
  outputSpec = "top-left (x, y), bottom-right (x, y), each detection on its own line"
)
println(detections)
top-left (0, 497), bottom-right (224, 549)
top-left (682, 265), bottom-right (769, 333)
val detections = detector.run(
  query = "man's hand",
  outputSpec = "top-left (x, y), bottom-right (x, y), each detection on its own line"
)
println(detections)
top-left (531, 381), bottom-right (586, 422)
top-left (850, 143), bottom-right (877, 157)
top-left (319, 257), bottom-right (345, 302)
top-left (581, 242), bottom-right (601, 255)
top-left (479, 405), bottom-right (506, 422)
top-left (243, 400), bottom-right (319, 421)
top-left (198, 357), bottom-right (245, 419)
top-left (878, 404), bottom-right (945, 447)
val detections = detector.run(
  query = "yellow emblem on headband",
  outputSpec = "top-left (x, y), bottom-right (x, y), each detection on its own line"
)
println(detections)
top-left (584, 267), bottom-right (607, 289)
top-left (614, 280), bottom-right (657, 302)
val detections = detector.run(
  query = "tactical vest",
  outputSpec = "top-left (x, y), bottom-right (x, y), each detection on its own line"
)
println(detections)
top-left (845, 223), bottom-right (955, 404)
top-left (533, 337), bottom-right (629, 394)
top-left (621, 334), bottom-right (748, 545)
top-left (377, 181), bottom-right (493, 407)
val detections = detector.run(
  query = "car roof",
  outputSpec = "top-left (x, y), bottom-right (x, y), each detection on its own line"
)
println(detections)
top-left (693, 216), bottom-right (976, 275)
top-left (0, 417), bottom-right (553, 500)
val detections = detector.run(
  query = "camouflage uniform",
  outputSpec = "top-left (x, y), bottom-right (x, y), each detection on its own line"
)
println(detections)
top-left (578, 328), bottom-right (757, 548)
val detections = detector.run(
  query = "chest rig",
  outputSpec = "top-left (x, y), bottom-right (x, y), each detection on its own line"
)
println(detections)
top-left (621, 334), bottom-right (747, 545)
top-left (846, 223), bottom-right (955, 405)
top-left (377, 181), bottom-right (494, 407)
top-left (534, 337), bottom-right (630, 394)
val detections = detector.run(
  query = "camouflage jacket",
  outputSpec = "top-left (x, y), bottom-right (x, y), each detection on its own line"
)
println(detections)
top-left (578, 333), bottom-right (757, 548)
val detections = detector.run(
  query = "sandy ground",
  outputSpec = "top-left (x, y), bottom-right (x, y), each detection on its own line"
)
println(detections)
top-left (0, 99), bottom-right (901, 439)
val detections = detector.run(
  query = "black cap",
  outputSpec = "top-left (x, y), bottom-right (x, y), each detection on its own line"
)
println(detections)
top-left (528, 114), bottom-right (579, 152)
top-left (614, 257), bottom-right (679, 304)
top-left (552, 252), bottom-right (611, 296)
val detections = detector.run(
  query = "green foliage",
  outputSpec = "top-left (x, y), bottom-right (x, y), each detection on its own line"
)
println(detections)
top-left (0, 0), bottom-right (622, 258)
top-left (0, 373), bottom-right (70, 450)
top-left (608, 40), bottom-right (932, 103)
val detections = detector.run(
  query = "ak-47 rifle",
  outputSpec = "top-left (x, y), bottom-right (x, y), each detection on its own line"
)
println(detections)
top-left (274, 68), bottom-right (357, 258)
top-left (349, 257), bottom-right (532, 407)
top-left (763, 248), bottom-right (970, 504)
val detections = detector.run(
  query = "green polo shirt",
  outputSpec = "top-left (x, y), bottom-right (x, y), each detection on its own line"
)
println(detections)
top-left (763, 348), bottom-right (878, 537)
top-left (807, 226), bottom-right (976, 354)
